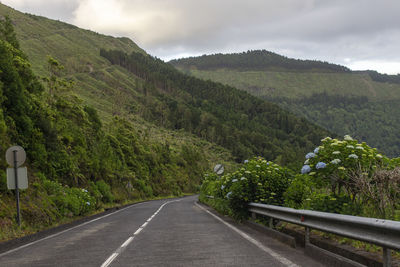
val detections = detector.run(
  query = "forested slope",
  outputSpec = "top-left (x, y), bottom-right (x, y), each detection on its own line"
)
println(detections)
top-left (101, 49), bottom-right (330, 166)
top-left (171, 51), bottom-right (400, 157)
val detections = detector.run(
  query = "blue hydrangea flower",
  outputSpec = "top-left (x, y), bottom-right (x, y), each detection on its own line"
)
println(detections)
top-left (316, 162), bottom-right (327, 169)
top-left (301, 165), bottom-right (311, 174)
top-left (305, 152), bottom-right (316, 159)
top-left (86, 201), bottom-right (91, 205)
top-left (244, 159), bottom-right (249, 164)
top-left (221, 185), bottom-right (225, 190)
top-left (226, 192), bottom-right (232, 199)
top-left (314, 147), bottom-right (319, 154)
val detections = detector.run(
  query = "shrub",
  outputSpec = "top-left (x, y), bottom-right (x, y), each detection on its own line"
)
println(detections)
top-left (42, 179), bottom-right (96, 216)
top-left (219, 157), bottom-right (293, 220)
top-left (303, 192), bottom-right (362, 215)
top-left (95, 180), bottom-right (114, 203)
top-left (284, 174), bottom-right (315, 209)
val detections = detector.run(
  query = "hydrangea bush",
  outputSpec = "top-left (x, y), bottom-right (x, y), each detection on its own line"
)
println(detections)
top-left (202, 157), bottom-right (293, 220)
top-left (300, 135), bottom-right (392, 196)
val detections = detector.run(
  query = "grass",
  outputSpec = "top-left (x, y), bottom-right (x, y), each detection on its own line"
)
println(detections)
top-left (183, 69), bottom-right (400, 101)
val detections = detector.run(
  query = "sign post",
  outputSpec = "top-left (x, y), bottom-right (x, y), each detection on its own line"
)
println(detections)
top-left (13, 150), bottom-right (20, 226)
top-left (5, 145), bottom-right (27, 227)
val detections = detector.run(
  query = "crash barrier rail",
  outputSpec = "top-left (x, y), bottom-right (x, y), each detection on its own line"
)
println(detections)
top-left (248, 202), bottom-right (400, 267)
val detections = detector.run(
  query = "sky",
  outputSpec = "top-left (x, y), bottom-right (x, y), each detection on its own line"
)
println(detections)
top-left (3, 0), bottom-right (400, 74)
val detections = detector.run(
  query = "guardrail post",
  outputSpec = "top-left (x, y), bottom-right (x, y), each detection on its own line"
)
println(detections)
top-left (269, 217), bottom-right (273, 228)
top-left (305, 226), bottom-right (310, 245)
top-left (383, 247), bottom-right (391, 267)
top-left (251, 212), bottom-right (256, 220)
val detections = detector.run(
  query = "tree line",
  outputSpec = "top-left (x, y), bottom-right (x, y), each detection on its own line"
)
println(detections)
top-left (169, 50), bottom-right (351, 73)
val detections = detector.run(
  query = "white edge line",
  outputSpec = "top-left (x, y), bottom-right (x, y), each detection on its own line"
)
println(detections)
top-left (195, 202), bottom-right (299, 267)
top-left (0, 202), bottom-right (145, 258)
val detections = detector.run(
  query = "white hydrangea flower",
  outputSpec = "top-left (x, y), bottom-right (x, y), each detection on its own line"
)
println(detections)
top-left (344, 135), bottom-right (353, 141)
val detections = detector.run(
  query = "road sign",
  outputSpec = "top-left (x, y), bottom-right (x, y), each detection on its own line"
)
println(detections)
top-left (213, 164), bottom-right (224, 175)
top-left (7, 167), bottom-right (28, 190)
top-left (5, 145), bottom-right (27, 227)
top-left (6, 146), bottom-right (26, 167)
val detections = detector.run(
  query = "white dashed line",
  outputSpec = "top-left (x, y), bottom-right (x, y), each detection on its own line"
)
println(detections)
top-left (195, 202), bottom-right (299, 267)
top-left (134, 227), bottom-right (143, 235)
top-left (101, 253), bottom-right (119, 267)
top-left (120, 237), bottom-right (134, 248)
top-left (100, 199), bottom-right (181, 267)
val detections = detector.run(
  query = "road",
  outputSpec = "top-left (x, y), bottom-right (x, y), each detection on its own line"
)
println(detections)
top-left (0, 195), bottom-right (322, 266)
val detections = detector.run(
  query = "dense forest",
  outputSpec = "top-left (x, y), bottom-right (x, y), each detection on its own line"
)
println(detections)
top-left (100, 49), bottom-right (330, 167)
top-left (266, 93), bottom-right (400, 157)
top-left (170, 50), bottom-right (351, 73)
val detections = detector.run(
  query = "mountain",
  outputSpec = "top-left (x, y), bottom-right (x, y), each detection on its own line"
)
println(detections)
top-left (170, 50), bottom-right (400, 157)
top-left (0, 4), bottom-right (330, 239)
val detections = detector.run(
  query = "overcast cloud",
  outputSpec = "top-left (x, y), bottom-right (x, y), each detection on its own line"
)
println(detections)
top-left (3, 0), bottom-right (400, 74)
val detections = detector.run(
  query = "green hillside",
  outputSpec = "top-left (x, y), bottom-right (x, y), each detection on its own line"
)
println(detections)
top-left (0, 4), bottom-right (234, 240)
top-left (170, 51), bottom-right (400, 157)
top-left (0, 4), bottom-right (331, 240)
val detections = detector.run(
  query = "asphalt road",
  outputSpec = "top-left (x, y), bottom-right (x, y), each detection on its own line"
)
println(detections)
top-left (0, 195), bottom-right (322, 266)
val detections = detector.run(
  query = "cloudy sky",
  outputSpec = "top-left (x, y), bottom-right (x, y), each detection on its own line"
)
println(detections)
top-left (3, 0), bottom-right (400, 74)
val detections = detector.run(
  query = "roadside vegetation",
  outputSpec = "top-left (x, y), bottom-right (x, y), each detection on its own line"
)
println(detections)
top-left (200, 135), bottom-right (400, 220)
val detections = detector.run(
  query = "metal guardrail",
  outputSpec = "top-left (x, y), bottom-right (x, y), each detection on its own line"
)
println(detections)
top-left (248, 202), bottom-right (400, 266)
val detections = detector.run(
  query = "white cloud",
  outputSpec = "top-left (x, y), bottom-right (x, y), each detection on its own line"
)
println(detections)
top-left (348, 61), bottom-right (400, 75)
top-left (2, 0), bottom-right (400, 74)
top-left (2, 0), bottom-right (79, 20)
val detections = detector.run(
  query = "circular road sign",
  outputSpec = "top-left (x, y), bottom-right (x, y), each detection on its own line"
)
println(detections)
top-left (6, 145), bottom-right (26, 167)
top-left (213, 164), bottom-right (224, 175)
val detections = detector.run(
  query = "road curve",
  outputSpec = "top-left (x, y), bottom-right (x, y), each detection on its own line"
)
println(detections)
top-left (0, 195), bottom-right (322, 266)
